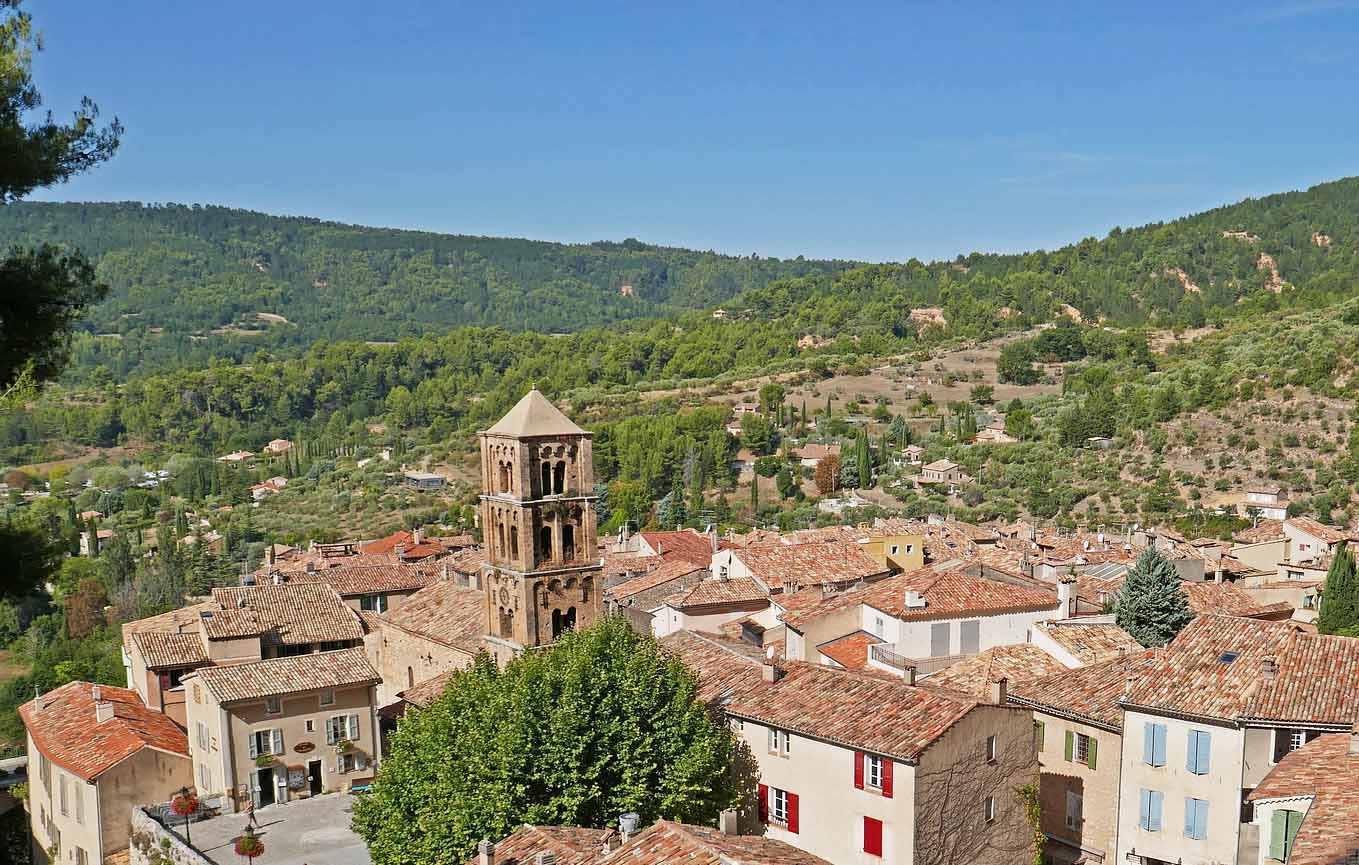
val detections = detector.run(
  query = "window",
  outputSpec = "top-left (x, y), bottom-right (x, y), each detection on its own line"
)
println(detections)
top-left (1139, 789), bottom-right (1164, 831)
top-left (59, 774), bottom-right (68, 816)
top-left (1064, 731), bottom-right (1097, 769)
top-left (960, 620), bottom-right (981, 655)
top-left (1273, 728), bottom-right (1322, 763)
top-left (889, 545), bottom-right (900, 556)
top-left (771, 788), bottom-right (789, 824)
top-left (985, 734), bottom-right (997, 763)
top-left (983, 796), bottom-right (997, 823)
top-left (867, 755), bottom-right (884, 789)
top-left (1269, 809), bottom-right (1305, 861)
top-left (74, 783), bottom-right (83, 824)
top-left (359, 594), bottom-right (387, 613)
top-left (248, 729), bottom-right (282, 758)
top-left (326, 714), bottom-right (360, 745)
top-left (198, 763), bottom-right (211, 791)
top-left (195, 721), bottom-right (210, 751)
top-left (1186, 730), bottom-right (1211, 775)
top-left (1183, 797), bottom-right (1208, 841)
top-left (1142, 722), bottom-right (1167, 766)
top-left (265, 696), bottom-right (282, 715)
top-left (874, 616), bottom-right (885, 637)
top-left (1034, 720), bottom-right (1045, 752)
top-left (768, 727), bottom-right (791, 755)
top-left (158, 668), bottom-right (187, 691)
top-left (929, 622), bottom-right (950, 657)
top-left (863, 816), bottom-right (883, 857)
top-left (905, 544), bottom-right (914, 555)
top-left (1065, 791), bottom-right (1083, 829)
top-left (320, 688), bottom-right (335, 707)
top-left (338, 753), bottom-right (367, 773)
top-left (74, 847), bottom-right (88, 865)
top-left (305, 719), bottom-right (316, 733)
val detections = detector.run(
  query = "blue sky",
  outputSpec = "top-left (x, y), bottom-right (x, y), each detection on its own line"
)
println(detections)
top-left (24, 1), bottom-right (1359, 262)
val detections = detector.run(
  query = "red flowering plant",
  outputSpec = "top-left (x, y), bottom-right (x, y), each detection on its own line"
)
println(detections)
top-left (235, 826), bottom-right (265, 860)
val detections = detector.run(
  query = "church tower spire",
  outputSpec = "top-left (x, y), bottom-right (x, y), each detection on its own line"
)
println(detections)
top-left (478, 389), bottom-right (602, 664)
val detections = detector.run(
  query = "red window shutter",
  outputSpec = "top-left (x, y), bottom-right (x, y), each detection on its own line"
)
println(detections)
top-left (864, 816), bottom-right (883, 856)
top-left (787, 792), bottom-right (799, 834)
top-left (757, 784), bottom-right (768, 823)
top-left (854, 751), bottom-right (865, 789)
top-left (882, 758), bottom-right (893, 799)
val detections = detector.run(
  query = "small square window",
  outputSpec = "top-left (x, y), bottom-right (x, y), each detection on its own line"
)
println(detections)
top-left (320, 688), bottom-right (335, 707)
top-left (771, 788), bottom-right (789, 825)
top-left (984, 796), bottom-right (997, 822)
top-left (769, 728), bottom-right (791, 755)
top-left (866, 755), bottom-right (884, 789)
top-left (305, 719), bottom-right (315, 733)
top-left (265, 696), bottom-right (282, 714)
top-left (985, 735), bottom-right (997, 763)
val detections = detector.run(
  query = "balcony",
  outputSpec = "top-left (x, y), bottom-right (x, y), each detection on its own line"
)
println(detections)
top-left (868, 645), bottom-right (976, 677)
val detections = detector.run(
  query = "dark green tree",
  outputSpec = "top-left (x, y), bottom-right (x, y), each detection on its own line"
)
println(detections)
top-left (1317, 543), bottom-right (1359, 636)
top-left (352, 618), bottom-right (738, 864)
top-left (1115, 548), bottom-right (1194, 647)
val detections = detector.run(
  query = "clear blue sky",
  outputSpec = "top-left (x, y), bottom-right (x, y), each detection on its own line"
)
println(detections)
top-left (25, 1), bottom-right (1359, 262)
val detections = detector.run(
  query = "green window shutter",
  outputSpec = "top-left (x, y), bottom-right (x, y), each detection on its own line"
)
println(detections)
top-left (1064, 730), bottom-right (1074, 762)
top-left (1086, 736), bottom-right (1098, 770)
top-left (1269, 809), bottom-right (1286, 861)
top-left (1035, 720), bottom-right (1045, 752)
top-left (1285, 809), bottom-right (1304, 857)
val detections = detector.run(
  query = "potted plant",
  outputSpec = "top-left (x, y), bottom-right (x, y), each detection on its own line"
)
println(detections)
top-left (333, 738), bottom-right (353, 755)
top-left (234, 825), bottom-right (265, 862)
top-left (170, 786), bottom-right (199, 845)
top-left (254, 753), bottom-right (275, 769)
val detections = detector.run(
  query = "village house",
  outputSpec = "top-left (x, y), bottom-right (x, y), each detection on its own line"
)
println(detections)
top-left (78, 528), bottom-right (114, 556)
top-left (262, 438), bottom-right (293, 455)
top-left (402, 469), bottom-right (446, 490)
top-left (780, 565), bottom-right (1061, 676)
top-left (249, 476), bottom-right (287, 501)
top-left (914, 458), bottom-right (971, 493)
top-left (215, 450), bottom-right (254, 463)
top-left (1115, 615), bottom-right (1359, 865)
top-left (652, 575), bottom-right (775, 639)
top-left (795, 443), bottom-right (841, 468)
top-left (899, 444), bottom-right (924, 465)
top-left (974, 423), bottom-right (1018, 445)
top-left (1246, 728), bottom-right (1359, 865)
top-left (725, 661), bottom-right (1037, 865)
top-left (1242, 484), bottom-right (1288, 521)
top-left (19, 682), bottom-right (193, 865)
top-left (183, 647), bottom-right (381, 810)
top-left (283, 561), bottom-right (437, 614)
top-left (362, 578), bottom-right (486, 708)
top-left (605, 558), bottom-right (708, 635)
top-left (710, 539), bottom-right (890, 595)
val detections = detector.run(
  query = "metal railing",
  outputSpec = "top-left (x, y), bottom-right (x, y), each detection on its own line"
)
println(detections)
top-left (868, 645), bottom-right (976, 676)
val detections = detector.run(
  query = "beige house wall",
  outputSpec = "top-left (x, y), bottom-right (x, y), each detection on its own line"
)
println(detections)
top-left (364, 623), bottom-right (474, 707)
top-left (1230, 539), bottom-right (1288, 572)
top-left (1032, 713), bottom-right (1121, 862)
top-left (1116, 710), bottom-right (1245, 865)
top-left (96, 748), bottom-right (193, 858)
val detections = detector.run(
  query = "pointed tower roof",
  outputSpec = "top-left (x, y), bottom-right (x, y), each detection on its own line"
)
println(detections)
top-left (484, 389), bottom-right (588, 438)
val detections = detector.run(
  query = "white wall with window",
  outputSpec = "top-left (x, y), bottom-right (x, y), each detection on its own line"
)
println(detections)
top-left (1250, 796), bottom-right (1312, 865)
top-left (860, 604), bottom-right (1056, 661)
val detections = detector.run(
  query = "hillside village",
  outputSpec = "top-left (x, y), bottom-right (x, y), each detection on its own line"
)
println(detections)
top-left (15, 391), bottom-right (1359, 865)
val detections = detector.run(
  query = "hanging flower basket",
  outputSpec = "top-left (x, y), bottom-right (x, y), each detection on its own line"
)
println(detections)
top-left (235, 830), bottom-right (265, 859)
top-left (170, 791), bottom-right (199, 817)
top-left (254, 753), bottom-right (276, 768)
top-left (333, 738), bottom-right (353, 754)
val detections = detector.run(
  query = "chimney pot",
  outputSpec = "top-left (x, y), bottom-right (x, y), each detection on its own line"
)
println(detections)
top-left (535, 854), bottom-right (557, 865)
top-left (719, 809), bottom-right (739, 836)
top-left (1261, 657), bottom-right (1279, 680)
top-left (761, 663), bottom-right (783, 683)
top-left (395, 544), bottom-right (406, 559)
top-left (989, 677), bottom-right (1009, 705)
top-left (618, 813), bottom-right (639, 844)
top-left (478, 840), bottom-right (495, 865)
top-left (95, 701), bottom-right (115, 723)
top-left (91, 684), bottom-right (102, 702)
top-left (904, 665), bottom-right (917, 686)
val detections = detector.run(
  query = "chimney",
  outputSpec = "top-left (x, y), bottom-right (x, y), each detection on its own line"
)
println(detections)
top-left (904, 665), bottom-right (917, 686)
top-left (719, 809), bottom-right (739, 836)
top-left (618, 813), bottom-right (639, 844)
top-left (761, 663), bottom-right (784, 683)
top-left (91, 684), bottom-right (102, 702)
top-left (305, 560), bottom-right (317, 574)
top-left (478, 840), bottom-right (495, 865)
top-left (989, 677), bottom-right (1009, 705)
top-left (708, 524), bottom-right (719, 554)
top-left (395, 544), bottom-right (406, 560)
top-left (413, 528), bottom-right (424, 546)
top-left (535, 854), bottom-right (557, 865)
top-left (1057, 576), bottom-right (1076, 620)
top-left (904, 590), bottom-right (926, 609)
top-left (1213, 565), bottom-right (1224, 584)
top-left (1261, 657), bottom-right (1279, 681)
top-left (95, 701), bottom-right (115, 723)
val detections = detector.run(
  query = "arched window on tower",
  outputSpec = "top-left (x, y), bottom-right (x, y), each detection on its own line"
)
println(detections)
top-left (510, 525), bottom-right (519, 559)
top-left (539, 525), bottom-right (553, 562)
top-left (551, 608), bottom-right (564, 640)
top-left (562, 523), bottom-right (576, 561)
top-left (564, 606), bottom-right (577, 632)
top-left (497, 521), bottom-right (506, 559)
top-left (540, 462), bottom-right (552, 496)
top-left (499, 606), bottom-right (514, 638)
top-left (553, 461), bottom-right (566, 495)
top-left (407, 666), bottom-right (415, 689)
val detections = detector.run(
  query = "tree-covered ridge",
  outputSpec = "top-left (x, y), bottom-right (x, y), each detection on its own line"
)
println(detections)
top-left (0, 200), bottom-right (854, 341)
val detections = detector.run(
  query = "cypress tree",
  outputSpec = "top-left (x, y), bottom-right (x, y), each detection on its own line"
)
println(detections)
top-left (1115, 547), bottom-right (1194, 647)
top-left (801, 401), bottom-right (807, 427)
top-left (825, 394), bottom-right (832, 417)
top-left (749, 476), bottom-right (758, 517)
top-left (1317, 543), bottom-right (1359, 635)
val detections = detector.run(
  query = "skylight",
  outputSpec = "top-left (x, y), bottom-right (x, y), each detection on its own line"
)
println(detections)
top-left (1218, 651), bottom-right (1239, 664)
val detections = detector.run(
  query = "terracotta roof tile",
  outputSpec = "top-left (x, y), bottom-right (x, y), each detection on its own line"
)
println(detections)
top-left (1248, 733), bottom-right (1359, 865)
top-left (19, 682), bottom-right (189, 781)
top-left (659, 630), bottom-right (767, 704)
top-left (132, 632), bottom-right (208, 669)
top-left (121, 601), bottom-right (214, 651)
top-left (725, 661), bottom-right (982, 762)
top-left (782, 566), bottom-right (1057, 630)
top-left (732, 540), bottom-right (888, 592)
top-left (1076, 573), bottom-right (1293, 619)
top-left (465, 825), bottom-right (609, 865)
top-left (611, 820), bottom-right (835, 865)
top-left (1010, 651), bottom-right (1160, 730)
top-left (671, 577), bottom-right (769, 609)
top-left (377, 580), bottom-right (486, 653)
top-left (607, 559), bottom-right (706, 602)
top-left (203, 583), bottom-right (364, 645)
top-left (1286, 516), bottom-right (1352, 545)
top-left (1123, 615), bottom-right (1359, 724)
top-left (399, 670), bottom-right (458, 709)
top-left (816, 631), bottom-right (883, 670)
top-left (1234, 519), bottom-right (1285, 543)
top-left (288, 562), bottom-right (435, 596)
top-left (190, 647), bottom-right (379, 703)
top-left (638, 531), bottom-right (718, 566)
top-left (923, 644), bottom-right (1066, 699)
top-left (1030, 620), bottom-right (1142, 665)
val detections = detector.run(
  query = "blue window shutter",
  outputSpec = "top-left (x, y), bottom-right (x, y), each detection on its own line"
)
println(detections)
top-left (1153, 724), bottom-right (1167, 766)
top-left (1139, 789), bottom-right (1151, 829)
top-left (1198, 731), bottom-right (1211, 775)
top-left (1143, 723), bottom-right (1155, 765)
top-left (1196, 800), bottom-right (1208, 841)
top-left (1184, 797), bottom-right (1196, 838)
top-left (1186, 731), bottom-right (1199, 773)
top-left (1150, 791), bottom-right (1163, 831)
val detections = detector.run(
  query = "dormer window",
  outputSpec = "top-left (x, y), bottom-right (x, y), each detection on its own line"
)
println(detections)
top-left (265, 696), bottom-right (282, 714)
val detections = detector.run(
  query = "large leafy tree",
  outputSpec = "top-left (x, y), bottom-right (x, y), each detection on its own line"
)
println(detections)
top-left (353, 617), bottom-right (738, 865)
top-left (1317, 543), bottom-right (1359, 636)
top-left (1115, 547), bottom-right (1194, 647)
top-left (0, 0), bottom-right (120, 600)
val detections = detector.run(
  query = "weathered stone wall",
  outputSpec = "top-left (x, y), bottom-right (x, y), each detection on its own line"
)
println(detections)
top-left (127, 807), bottom-right (215, 865)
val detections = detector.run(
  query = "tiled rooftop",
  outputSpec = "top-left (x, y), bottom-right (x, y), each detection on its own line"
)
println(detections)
top-left (1286, 516), bottom-right (1354, 545)
top-left (121, 601), bottom-right (213, 651)
top-left (1031, 620), bottom-right (1142, 664)
top-left (725, 661), bottom-right (984, 762)
top-left (1010, 650), bottom-right (1160, 731)
top-left (1249, 733), bottom-right (1359, 865)
top-left (781, 566), bottom-right (1056, 630)
top-left (467, 820), bottom-right (835, 865)
top-left (816, 630), bottom-right (884, 670)
top-left (672, 576), bottom-right (769, 609)
top-left (288, 562), bottom-right (435, 596)
top-left (659, 630), bottom-right (766, 704)
top-left (132, 631), bottom-right (208, 669)
top-left (607, 559), bottom-right (706, 602)
top-left (638, 530), bottom-right (718, 566)
top-left (1234, 519), bottom-right (1285, 544)
top-left (204, 583), bottom-right (364, 645)
top-left (1076, 573), bottom-right (1291, 620)
top-left (732, 540), bottom-right (888, 591)
top-left (1123, 615), bottom-right (1359, 724)
top-left (19, 682), bottom-right (189, 781)
top-left (190, 647), bottom-right (379, 703)
top-left (377, 579), bottom-right (486, 653)
top-left (398, 669), bottom-right (459, 709)
top-left (923, 644), bottom-right (1066, 699)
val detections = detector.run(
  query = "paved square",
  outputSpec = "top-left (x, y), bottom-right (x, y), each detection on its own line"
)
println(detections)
top-left (189, 793), bottom-right (371, 865)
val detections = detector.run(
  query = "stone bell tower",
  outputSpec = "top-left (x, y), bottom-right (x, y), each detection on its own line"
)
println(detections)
top-left (479, 389), bottom-right (603, 664)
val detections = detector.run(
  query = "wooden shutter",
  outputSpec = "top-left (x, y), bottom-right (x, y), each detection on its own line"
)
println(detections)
top-left (272, 729), bottom-right (283, 756)
top-left (1065, 731), bottom-right (1075, 762)
top-left (881, 759), bottom-right (893, 798)
top-left (1139, 789), bottom-right (1150, 829)
top-left (1142, 723), bottom-right (1154, 764)
top-left (757, 784), bottom-right (768, 823)
top-left (1086, 736), bottom-right (1097, 771)
top-left (854, 752), bottom-right (865, 789)
top-left (1152, 724), bottom-right (1166, 766)
top-left (786, 792), bottom-right (799, 834)
top-left (1269, 810), bottom-right (1287, 860)
top-left (1194, 799), bottom-right (1207, 841)
top-left (1184, 797), bottom-right (1196, 839)
top-left (248, 733), bottom-right (258, 759)
top-left (863, 816), bottom-right (882, 856)
top-left (1196, 731), bottom-right (1210, 775)
top-left (1186, 731), bottom-right (1198, 773)
top-left (1149, 791), bottom-right (1163, 831)
top-left (348, 714), bottom-right (360, 741)
top-left (1034, 720), bottom-right (1045, 752)
top-left (1286, 809), bottom-right (1304, 854)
